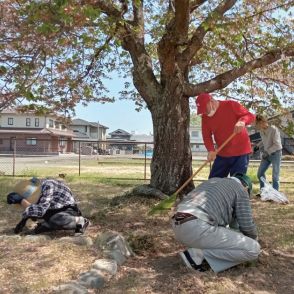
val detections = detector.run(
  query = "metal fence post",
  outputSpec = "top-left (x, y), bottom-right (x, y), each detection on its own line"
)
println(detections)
top-left (13, 137), bottom-right (16, 176)
top-left (144, 143), bottom-right (147, 180)
top-left (79, 141), bottom-right (81, 176)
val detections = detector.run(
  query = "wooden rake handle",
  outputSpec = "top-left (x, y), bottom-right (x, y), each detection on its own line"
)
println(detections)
top-left (174, 132), bottom-right (236, 196)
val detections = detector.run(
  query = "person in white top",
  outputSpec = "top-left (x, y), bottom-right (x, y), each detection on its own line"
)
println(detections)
top-left (254, 114), bottom-right (283, 192)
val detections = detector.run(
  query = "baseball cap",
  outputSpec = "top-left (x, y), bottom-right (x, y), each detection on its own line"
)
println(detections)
top-left (196, 93), bottom-right (212, 115)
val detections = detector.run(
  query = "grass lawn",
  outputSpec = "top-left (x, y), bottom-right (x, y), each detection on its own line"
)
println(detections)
top-left (0, 164), bottom-right (293, 293)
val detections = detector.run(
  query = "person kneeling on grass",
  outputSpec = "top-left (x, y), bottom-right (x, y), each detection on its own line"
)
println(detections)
top-left (7, 178), bottom-right (89, 235)
top-left (172, 173), bottom-right (260, 273)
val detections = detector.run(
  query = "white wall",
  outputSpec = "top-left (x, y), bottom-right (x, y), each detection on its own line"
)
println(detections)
top-left (0, 113), bottom-right (46, 128)
top-left (0, 113), bottom-right (67, 130)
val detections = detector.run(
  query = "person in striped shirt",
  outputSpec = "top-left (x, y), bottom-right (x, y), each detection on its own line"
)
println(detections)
top-left (172, 174), bottom-right (260, 273)
top-left (7, 178), bottom-right (89, 235)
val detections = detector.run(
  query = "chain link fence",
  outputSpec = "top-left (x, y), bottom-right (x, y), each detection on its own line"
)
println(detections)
top-left (0, 137), bottom-right (293, 181)
top-left (0, 138), bottom-right (156, 180)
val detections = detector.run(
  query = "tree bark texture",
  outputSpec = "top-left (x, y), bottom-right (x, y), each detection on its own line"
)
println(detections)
top-left (150, 82), bottom-right (193, 195)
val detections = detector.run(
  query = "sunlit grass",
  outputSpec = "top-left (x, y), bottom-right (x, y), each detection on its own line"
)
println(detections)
top-left (0, 166), bottom-right (293, 293)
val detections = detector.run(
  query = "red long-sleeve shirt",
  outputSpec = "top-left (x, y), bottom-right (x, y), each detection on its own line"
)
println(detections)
top-left (201, 100), bottom-right (255, 157)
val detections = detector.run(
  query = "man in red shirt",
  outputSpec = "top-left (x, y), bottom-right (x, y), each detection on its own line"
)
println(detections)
top-left (196, 93), bottom-right (255, 178)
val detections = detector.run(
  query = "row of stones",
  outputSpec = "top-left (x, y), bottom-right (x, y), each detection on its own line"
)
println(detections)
top-left (0, 232), bottom-right (133, 293)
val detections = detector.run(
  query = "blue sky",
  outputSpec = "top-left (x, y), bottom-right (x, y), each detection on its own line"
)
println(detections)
top-left (75, 99), bottom-right (153, 134)
top-left (74, 74), bottom-right (153, 135)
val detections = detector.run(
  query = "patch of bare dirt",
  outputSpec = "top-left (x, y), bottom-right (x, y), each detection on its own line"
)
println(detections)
top-left (0, 178), bottom-right (293, 293)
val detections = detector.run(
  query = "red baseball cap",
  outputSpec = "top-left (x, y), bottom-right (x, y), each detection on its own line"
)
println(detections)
top-left (196, 93), bottom-right (212, 115)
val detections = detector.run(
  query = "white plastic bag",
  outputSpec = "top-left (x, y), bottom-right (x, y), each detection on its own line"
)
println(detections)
top-left (260, 177), bottom-right (289, 204)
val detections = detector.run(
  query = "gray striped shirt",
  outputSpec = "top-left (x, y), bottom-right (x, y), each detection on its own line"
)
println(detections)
top-left (176, 177), bottom-right (258, 239)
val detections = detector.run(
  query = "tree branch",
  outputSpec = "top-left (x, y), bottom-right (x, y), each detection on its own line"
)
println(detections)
top-left (132, 0), bottom-right (143, 26)
top-left (180, 0), bottom-right (237, 67)
top-left (81, 0), bottom-right (159, 105)
top-left (85, 0), bottom-right (123, 17)
top-left (253, 75), bottom-right (293, 89)
top-left (190, 0), bottom-right (208, 13)
top-left (157, 0), bottom-right (191, 82)
top-left (82, 32), bottom-right (115, 79)
top-left (184, 47), bottom-right (294, 96)
top-left (174, 0), bottom-right (189, 44)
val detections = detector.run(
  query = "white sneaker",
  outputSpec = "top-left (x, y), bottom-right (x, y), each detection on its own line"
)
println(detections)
top-left (179, 250), bottom-right (194, 269)
top-left (187, 248), bottom-right (204, 265)
top-left (179, 249), bottom-right (206, 272)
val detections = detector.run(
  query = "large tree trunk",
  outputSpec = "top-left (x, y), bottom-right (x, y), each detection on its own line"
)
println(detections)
top-left (150, 87), bottom-right (194, 195)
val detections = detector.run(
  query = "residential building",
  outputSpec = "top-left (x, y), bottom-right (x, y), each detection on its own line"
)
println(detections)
top-left (107, 129), bottom-right (136, 153)
top-left (190, 115), bottom-right (206, 153)
top-left (69, 118), bottom-right (108, 154)
top-left (130, 132), bottom-right (154, 155)
top-left (0, 109), bottom-right (74, 154)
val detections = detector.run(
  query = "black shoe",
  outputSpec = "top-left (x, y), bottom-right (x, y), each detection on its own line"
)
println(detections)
top-left (33, 222), bottom-right (52, 234)
top-left (179, 250), bottom-right (209, 272)
top-left (75, 218), bottom-right (90, 234)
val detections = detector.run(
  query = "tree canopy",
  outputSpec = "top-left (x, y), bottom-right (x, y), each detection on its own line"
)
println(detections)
top-left (1, 0), bottom-right (293, 194)
top-left (1, 0), bottom-right (293, 113)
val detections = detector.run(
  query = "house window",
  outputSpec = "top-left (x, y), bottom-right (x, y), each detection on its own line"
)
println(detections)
top-left (55, 121), bottom-right (60, 129)
top-left (191, 131), bottom-right (199, 138)
top-left (49, 119), bottom-right (54, 128)
top-left (26, 138), bottom-right (37, 145)
top-left (26, 118), bottom-right (31, 126)
top-left (35, 118), bottom-right (39, 127)
top-left (8, 118), bottom-right (13, 125)
top-left (59, 138), bottom-right (66, 147)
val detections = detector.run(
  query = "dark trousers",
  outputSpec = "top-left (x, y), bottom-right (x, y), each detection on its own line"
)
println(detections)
top-left (209, 154), bottom-right (249, 178)
top-left (34, 206), bottom-right (82, 234)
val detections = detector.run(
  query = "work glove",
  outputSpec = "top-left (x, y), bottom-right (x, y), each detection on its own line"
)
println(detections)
top-left (7, 192), bottom-right (23, 205)
top-left (262, 151), bottom-right (269, 160)
top-left (253, 146), bottom-right (259, 153)
top-left (14, 218), bottom-right (28, 234)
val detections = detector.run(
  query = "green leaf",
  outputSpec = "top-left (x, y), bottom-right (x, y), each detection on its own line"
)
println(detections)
top-left (148, 193), bottom-right (177, 215)
top-left (24, 91), bottom-right (35, 100)
top-left (0, 66), bottom-right (7, 75)
top-left (37, 22), bottom-right (58, 34)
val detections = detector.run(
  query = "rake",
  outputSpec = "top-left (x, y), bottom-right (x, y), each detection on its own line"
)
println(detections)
top-left (148, 132), bottom-right (236, 215)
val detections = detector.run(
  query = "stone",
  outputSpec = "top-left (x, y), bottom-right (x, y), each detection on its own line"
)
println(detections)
top-left (78, 269), bottom-right (105, 289)
top-left (23, 235), bottom-right (51, 242)
top-left (0, 235), bottom-right (22, 241)
top-left (104, 249), bottom-right (126, 265)
top-left (95, 231), bottom-right (133, 265)
top-left (51, 281), bottom-right (88, 294)
top-left (92, 259), bottom-right (118, 276)
top-left (58, 236), bottom-right (93, 246)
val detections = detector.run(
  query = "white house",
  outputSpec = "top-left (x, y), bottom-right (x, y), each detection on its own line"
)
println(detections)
top-left (0, 109), bottom-right (74, 154)
top-left (190, 114), bottom-right (206, 153)
top-left (69, 118), bottom-right (109, 154)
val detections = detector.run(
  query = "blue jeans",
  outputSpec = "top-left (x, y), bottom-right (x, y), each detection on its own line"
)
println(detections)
top-left (209, 154), bottom-right (249, 178)
top-left (257, 150), bottom-right (282, 191)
